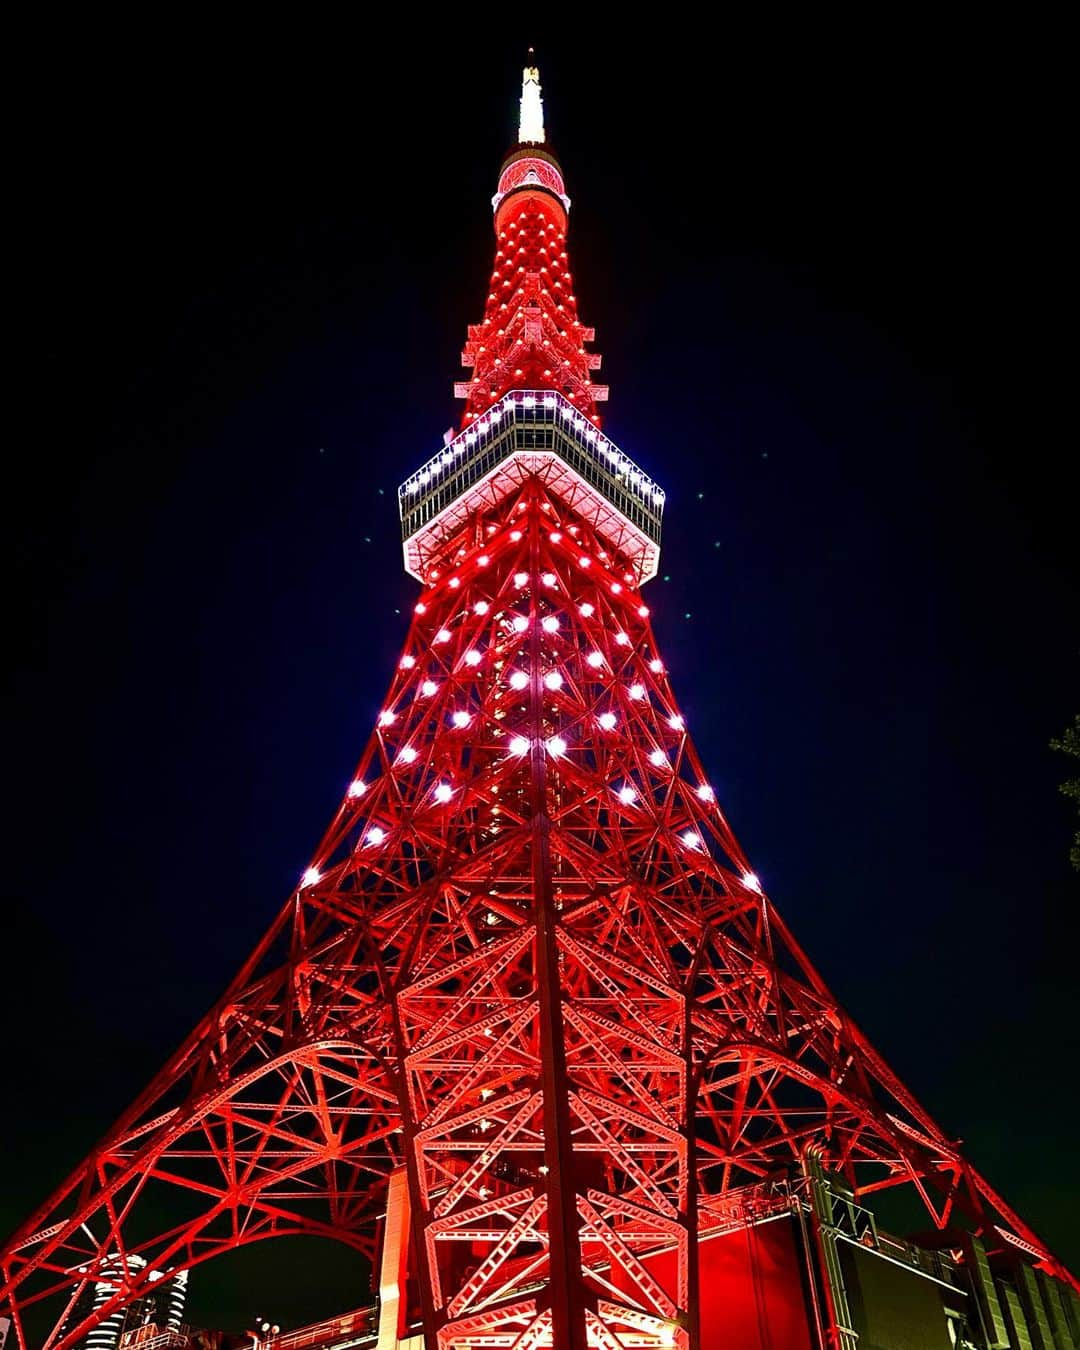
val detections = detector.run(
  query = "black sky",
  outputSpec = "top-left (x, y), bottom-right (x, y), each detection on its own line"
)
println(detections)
top-left (5, 13), bottom-right (1077, 1334)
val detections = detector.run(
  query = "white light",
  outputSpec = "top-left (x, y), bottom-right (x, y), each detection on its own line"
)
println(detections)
top-left (347, 779), bottom-right (367, 798)
top-left (682, 830), bottom-right (702, 848)
top-left (435, 628), bottom-right (451, 644)
top-left (669, 715), bottom-right (685, 730)
top-left (549, 532), bottom-right (562, 543)
top-left (617, 785), bottom-right (637, 805)
top-left (420, 680), bottom-right (439, 697)
top-left (449, 577), bottom-right (460, 589)
top-left (464, 649), bottom-right (482, 666)
top-left (478, 554), bottom-right (490, 567)
top-left (434, 783), bottom-right (453, 803)
top-left (367, 826), bottom-right (386, 845)
top-left (598, 712), bottom-right (617, 730)
top-left (611, 582), bottom-right (622, 594)
top-left (515, 571), bottom-right (529, 588)
top-left (522, 394), bottom-right (536, 408)
top-left (541, 615), bottom-right (559, 633)
top-left (544, 671), bottom-right (563, 691)
top-left (543, 395), bottom-right (557, 407)
top-left (398, 746), bottom-right (418, 763)
top-left (580, 602), bottom-right (595, 617)
top-left (415, 602), bottom-right (427, 614)
top-left (451, 710), bottom-right (472, 728)
top-left (615, 632), bottom-right (630, 646)
top-left (474, 600), bottom-right (490, 615)
top-left (586, 651), bottom-right (604, 668)
top-left (512, 615), bottom-right (529, 632)
top-left (742, 871), bottom-right (762, 893)
top-left (546, 735), bottom-right (568, 756)
top-left (649, 659), bottom-right (664, 673)
top-left (301, 867), bottom-right (321, 888)
top-left (518, 63), bottom-right (546, 144)
top-left (378, 710), bottom-right (397, 727)
top-left (541, 572), bottom-right (557, 587)
top-left (697, 784), bottom-right (715, 802)
top-left (510, 529), bottom-right (523, 541)
top-left (638, 605), bottom-right (649, 617)
top-left (579, 556), bottom-right (592, 568)
top-left (400, 654), bottom-right (416, 669)
top-left (628, 683), bottom-right (645, 700)
top-left (650, 749), bottom-right (668, 768)
top-left (509, 670), bottom-right (530, 690)
top-left (509, 735), bottom-right (530, 755)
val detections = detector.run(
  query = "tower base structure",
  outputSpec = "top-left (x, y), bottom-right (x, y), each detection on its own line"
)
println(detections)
top-left (191, 1170), bottom-right (1077, 1350)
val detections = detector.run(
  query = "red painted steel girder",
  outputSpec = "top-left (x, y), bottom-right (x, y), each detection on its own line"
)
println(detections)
top-left (2, 479), bottom-right (1075, 1350)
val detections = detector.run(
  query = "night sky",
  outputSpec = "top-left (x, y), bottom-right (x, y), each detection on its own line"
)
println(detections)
top-left (6, 16), bottom-right (1077, 1335)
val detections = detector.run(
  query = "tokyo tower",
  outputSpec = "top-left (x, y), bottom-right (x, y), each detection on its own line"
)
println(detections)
top-left (2, 57), bottom-right (1078, 1350)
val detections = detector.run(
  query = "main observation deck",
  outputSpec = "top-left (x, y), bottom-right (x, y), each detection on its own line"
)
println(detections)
top-left (398, 391), bottom-right (664, 583)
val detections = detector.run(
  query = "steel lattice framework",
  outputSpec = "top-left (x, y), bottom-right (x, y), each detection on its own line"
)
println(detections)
top-left (2, 59), bottom-right (1076, 1350)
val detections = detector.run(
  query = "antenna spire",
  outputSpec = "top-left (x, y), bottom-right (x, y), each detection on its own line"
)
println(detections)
top-left (518, 50), bottom-right (545, 144)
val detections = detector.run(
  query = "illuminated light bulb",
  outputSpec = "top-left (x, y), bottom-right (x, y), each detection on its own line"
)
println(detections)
top-left (449, 577), bottom-right (460, 589)
top-left (580, 602), bottom-right (595, 617)
top-left (434, 783), bottom-right (453, 804)
top-left (451, 710), bottom-right (472, 728)
top-left (464, 648), bottom-right (482, 667)
top-left (617, 785), bottom-right (637, 805)
top-left (549, 531), bottom-right (562, 543)
top-left (301, 867), bottom-right (321, 888)
top-left (366, 826), bottom-right (386, 846)
top-left (509, 670), bottom-right (529, 691)
top-left (611, 582), bottom-right (622, 594)
top-left (649, 659), bottom-right (664, 673)
top-left (478, 554), bottom-right (490, 566)
top-left (510, 529), bottom-right (523, 541)
top-left (435, 628), bottom-right (452, 644)
top-left (420, 680), bottom-right (439, 697)
top-left (400, 654), bottom-right (416, 669)
top-left (546, 735), bottom-right (568, 756)
top-left (628, 683), bottom-right (646, 700)
top-left (512, 615), bottom-right (529, 633)
top-left (598, 712), bottom-right (617, 730)
top-left (649, 749), bottom-right (668, 768)
top-left (509, 735), bottom-right (530, 755)
top-left (697, 784), bottom-right (715, 802)
top-left (681, 830), bottom-right (702, 849)
top-left (638, 605), bottom-right (650, 617)
top-left (586, 651), bottom-right (604, 668)
top-left (579, 556), bottom-right (591, 568)
top-left (742, 871), bottom-right (762, 893)
top-left (398, 746), bottom-right (418, 763)
top-left (514, 571), bottom-right (529, 588)
top-left (347, 779), bottom-right (367, 798)
top-left (415, 602), bottom-right (427, 614)
top-left (544, 671), bottom-right (563, 691)
top-left (541, 572), bottom-right (557, 587)
top-left (669, 715), bottom-right (685, 731)
top-left (615, 632), bottom-right (630, 646)
top-left (378, 710), bottom-right (397, 727)
top-left (474, 600), bottom-right (490, 615)
top-left (541, 615), bottom-right (559, 634)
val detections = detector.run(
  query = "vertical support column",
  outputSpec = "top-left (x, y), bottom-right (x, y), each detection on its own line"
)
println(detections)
top-left (802, 1148), bottom-right (859, 1350)
top-left (528, 498), bottom-right (588, 1350)
top-left (377, 1169), bottom-right (411, 1350)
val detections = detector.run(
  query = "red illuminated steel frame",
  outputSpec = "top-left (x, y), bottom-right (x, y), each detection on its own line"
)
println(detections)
top-left (2, 62), bottom-right (1076, 1350)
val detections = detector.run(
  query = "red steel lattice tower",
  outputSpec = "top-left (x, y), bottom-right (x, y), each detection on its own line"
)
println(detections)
top-left (2, 58), bottom-right (1077, 1350)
